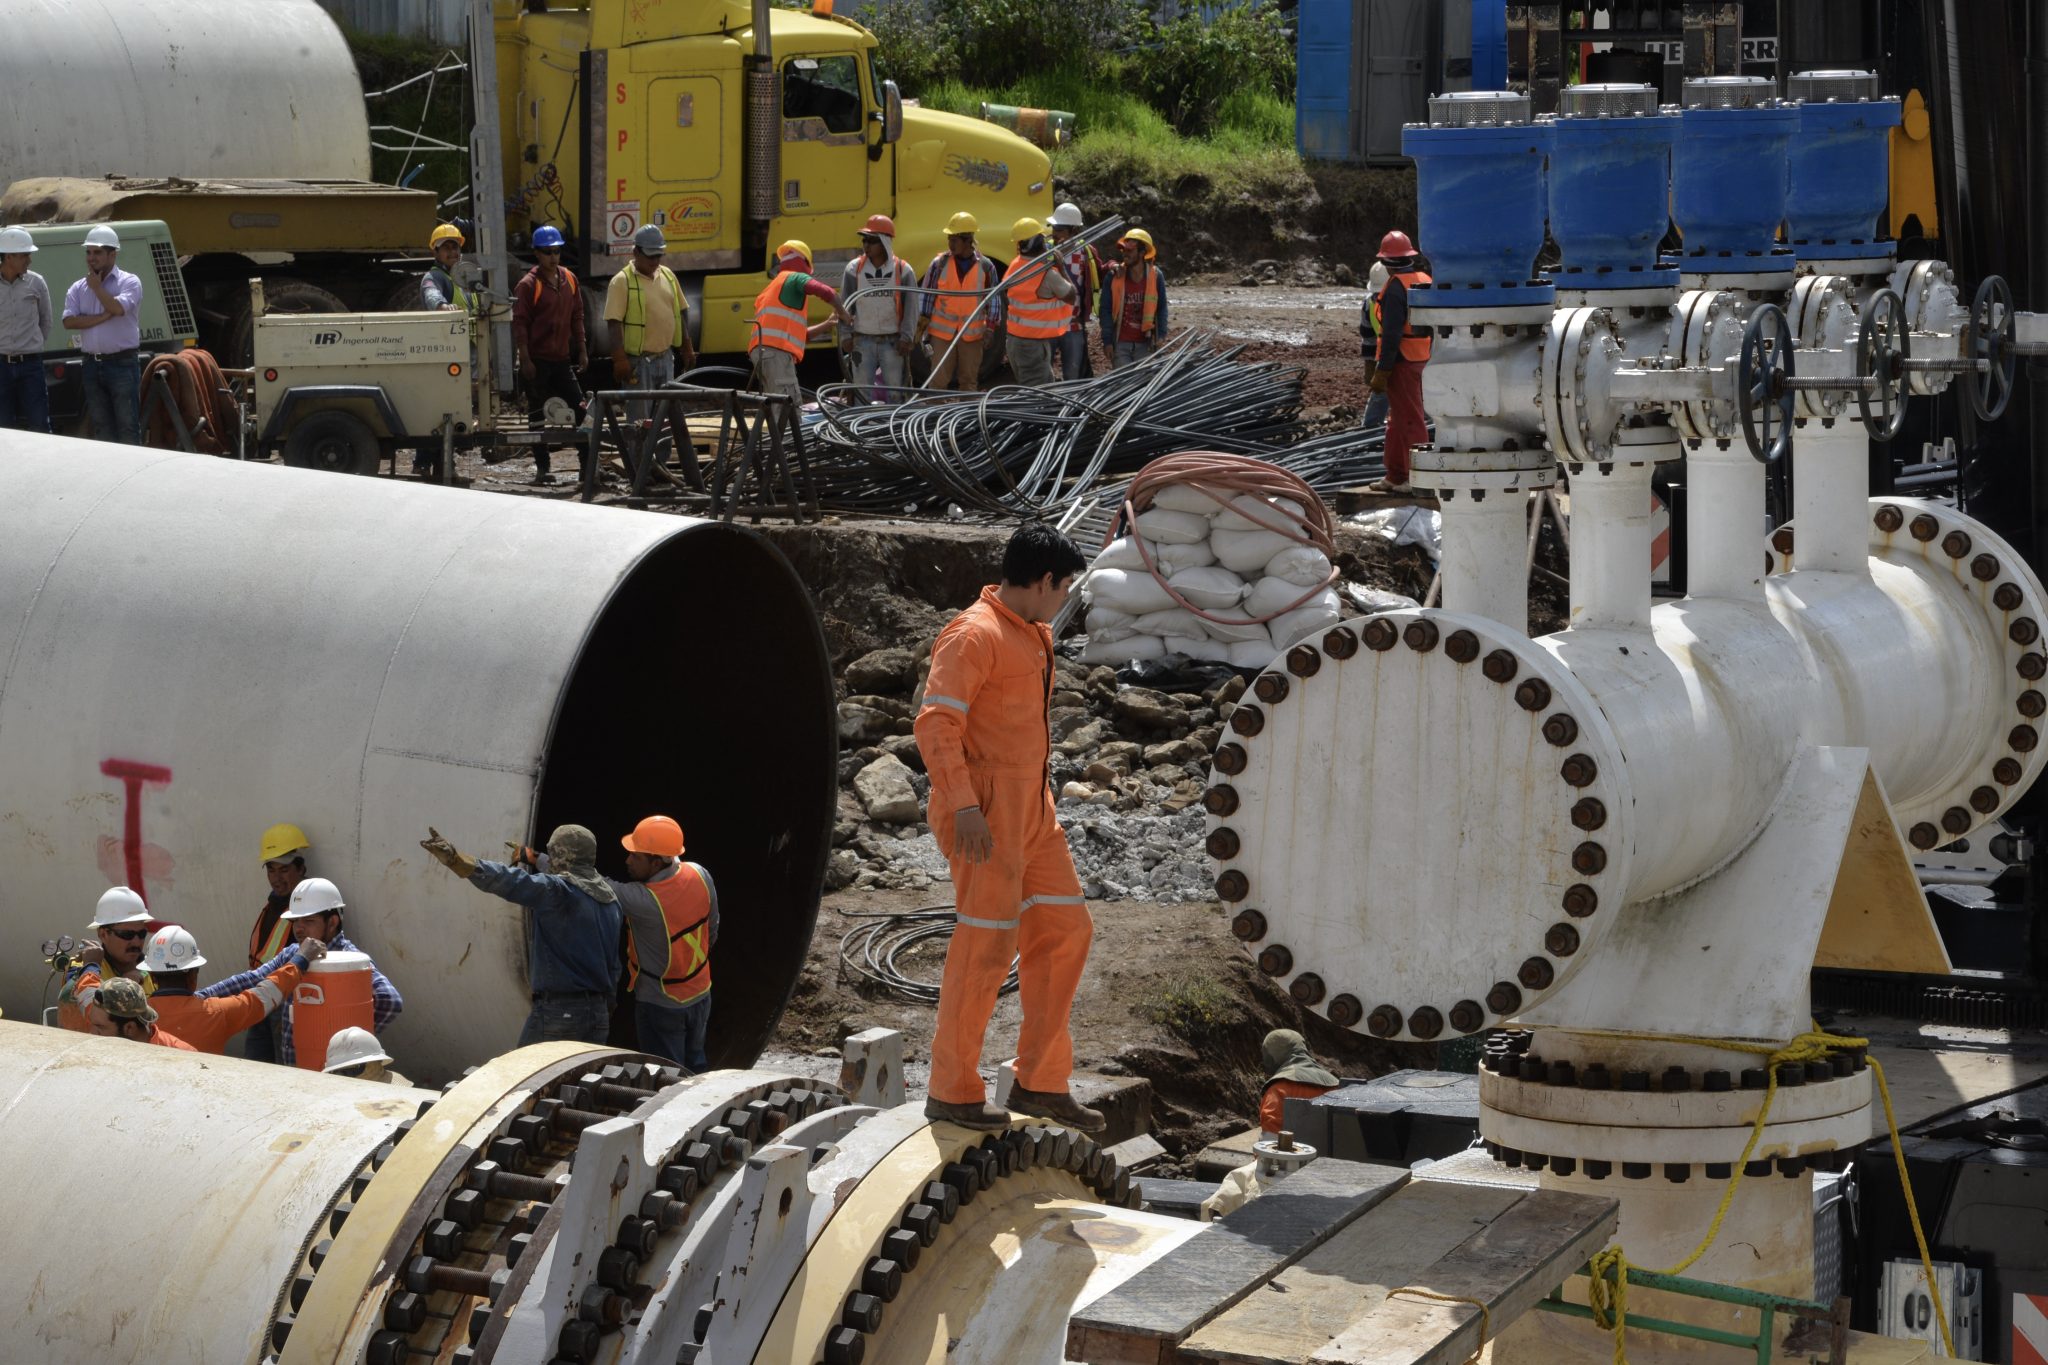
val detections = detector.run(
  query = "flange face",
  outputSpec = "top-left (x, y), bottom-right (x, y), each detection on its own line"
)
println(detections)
top-left (1207, 609), bottom-right (1636, 1041)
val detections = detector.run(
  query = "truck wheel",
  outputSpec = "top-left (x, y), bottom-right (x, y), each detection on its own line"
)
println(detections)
top-left (225, 280), bottom-right (351, 367)
top-left (284, 410), bottom-right (381, 476)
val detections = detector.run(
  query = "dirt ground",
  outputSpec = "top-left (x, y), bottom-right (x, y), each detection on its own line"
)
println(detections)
top-left (1169, 284), bottom-right (1373, 419)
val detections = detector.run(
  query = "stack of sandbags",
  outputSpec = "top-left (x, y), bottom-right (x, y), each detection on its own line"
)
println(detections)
top-left (1079, 485), bottom-right (1340, 667)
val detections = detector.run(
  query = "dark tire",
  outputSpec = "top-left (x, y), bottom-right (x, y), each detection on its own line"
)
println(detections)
top-left (226, 279), bottom-right (352, 368)
top-left (283, 409), bottom-right (381, 476)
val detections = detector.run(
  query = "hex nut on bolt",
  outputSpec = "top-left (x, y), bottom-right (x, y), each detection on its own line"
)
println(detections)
top-left (1560, 754), bottom-right (1598, 787)
top-left (1996, 582), bottom-right (2027, 611)
top-left (1544, 923), bottom-right (1582, 956)
top-left (1286, 645), bottom-right (1322, 677)
top-left (1445, 629), bottom-right (1480, 663)
top-left (1366, 1005), bottom-right (1403, 1037)
top-left (1203, 784), bottom-right (1240, 817)
top-left (1943, 530), bottom-right (1972, 559)
top-left (2023, 690), bottom-right (2048, 718)
top-left (1908, 822), bottom-right (1939, 850)
top-left (1486, 981), bottom-right (1523, 1014)
top-left (1570, 842), bottom-right (1607, 875)
top-left (1448, 1000), bottom-right (1484, 1032)
top-left (1323, 625), bottom-right (1359, 658)
top-left (1289, 973), bottom-right (1325, 1006)
top-left (1873, 504), bottom-right (1903, 532)
top-left (1216, 870), bottom-right (1250, 902)
top-left (1213, 744), bottom-right (1248, 776)
top-left (1543, 713), bottom-right (1579, 746)
top-left (2012, 725), bottom-right (2039, 752)
top-left (1972, 554), bottom-right (2001, 582)
top-left (1403, 619), bottom-right (1440, 652)
top-left (1482, 649), bottom-right (1519, 683)
top-left (1230, 909), bottom-right (1267, 941)
top-left (1518, 957), bottom-right (1556, 990)
top-left (1327, 995), bottom-right (1364, 1028)
top-left (1256, 944), bottom-right (1292, 976)
top-left (1229, 705), bottom-right (1265, 737)
top-left (1407, 1006), bottom-right (1444, 1039)
top-left (1909, 514), bottom-right (1938, 542)
top-left (2021, 653), bottom-right (2048, 681)
top-left (1253, 673), bottom-right (1289, 705)
top-left (1362, 618), bottom-right (1398, 651)
top-left (1206, 828), bottom-right (1241, 860)
top-left (1570, 798), bottom-right (1606, 831)
top-left (1771, 527), bottom-right (1794, 554)
top-left (1562, 883), bottom-right (1599, 917)
top-left (2014, 619), bottom-right (2042, 646)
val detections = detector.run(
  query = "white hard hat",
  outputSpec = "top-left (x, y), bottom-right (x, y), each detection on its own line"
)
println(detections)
top-left (323, 1026), bottom-right (394, 1073)
top-left (1368, 260), bottom-right (1390, 292)
top-left (144, 925), bottom-right (207, 973)
top-left (0, 226), bottom-right (36, 254)
top-left (89, 886), bottom-right (151, 928)
top-left (283, 876), bottom-right (346, 919)
top-left (83, 225), bottom-right (121, 250)
top-left (1048, 203), bottom-right (1084, 229)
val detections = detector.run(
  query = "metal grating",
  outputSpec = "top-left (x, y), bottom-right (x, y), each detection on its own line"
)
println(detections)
top-left (1428, 91), bottom-right (1533, 127)
top-left (1557, 82), bottom-right (1660, 118)
top-left (1787, 68), bottom-right (1883, 104)
top-left (150, 240), bottom-right (197, 341)
top-left (1682, 75), bottom-right (1778, 110)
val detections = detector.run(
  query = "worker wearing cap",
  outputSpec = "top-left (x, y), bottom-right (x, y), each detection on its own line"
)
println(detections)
top-left (605, 224), bottom-right (696, 391)
top-left (56, 886), bottom-right (157, 1032)
top-left (1047, 203), bottom-right (1101, 382)
top-left (1358, 260), bottom-right (1392, 432)
top-left (1257, 1029), bottom-right (1339, 1135)
top-left (243, 823), bottom-right (312, 1061)
top-left (146, 924), bottom-right (326, 1055)
top-left (60, 223), bottom-right (144, 444)
top-left (422, 224), bottom-right (471, 312)
top-left (1001, 218), bottom-right (1076, 388)
top-left (918, 212), bottom-right (1003, 392)
top-left (1370, 229), bottom-right (1432, 494)
top-left (1098, 229), bottom-right (1168, 372)
top-left (269, 876), bottom-right (404, 1068)
top-left (323, 1026), bottom-right (412, 1086)
top-left (606, 815), bottom-right (720, 1071)
top-left (420, 823), bottom-right (623, 1046)
top-left (87, 977), bottom-right (195, 1050)
top-left (839, 215), bottom-right (918, 402)
top-left (512, 224), bottom-right (589, 486)
top-left (750, 239), bottom-right (849, 403)
top-left (0, 225), bottom-right (52, 432)
top-left (914, 523), bottom-right (1104, 1133)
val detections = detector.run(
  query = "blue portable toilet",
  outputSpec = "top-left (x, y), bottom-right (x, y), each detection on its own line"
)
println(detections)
top-left (1296, 0), bottom-right (1509, 164)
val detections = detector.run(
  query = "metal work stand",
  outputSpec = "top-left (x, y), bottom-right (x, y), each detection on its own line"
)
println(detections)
top-left (581, 384), bottom-right (818, 523)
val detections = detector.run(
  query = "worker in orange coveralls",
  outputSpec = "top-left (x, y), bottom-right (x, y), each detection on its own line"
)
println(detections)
top-left (914, 522), bottom-right (1105, 1133)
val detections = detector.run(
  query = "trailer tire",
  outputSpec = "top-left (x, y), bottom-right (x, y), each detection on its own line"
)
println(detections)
top-left (225, 279), bottom-right (352, 367)
top-left (283, 410), bottom-right (382, 476)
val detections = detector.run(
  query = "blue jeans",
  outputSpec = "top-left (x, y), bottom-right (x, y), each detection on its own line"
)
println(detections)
top-left (1109, 338), bottom-right (1156, 369)
top-left (0, 356), bottom-right (50, 432)
top-left (517, 992), bottom-right (612, 1047)
top-left (1057, 329), bottom-right (1091, 381)
top-left (82, 351), bottom-right (140, 444)
top-left (847, 334), bottom-right (906, 401)
top-left (1362, 391), bottom-right (1389, 430)
top-left (637, 996), bottom-right (710, 1072)
top-left (243, 1017), bottom-right (278, 1064)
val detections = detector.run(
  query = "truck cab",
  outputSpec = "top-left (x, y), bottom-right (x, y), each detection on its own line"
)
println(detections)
top-left (499, 0), bottom-right (1051, 354)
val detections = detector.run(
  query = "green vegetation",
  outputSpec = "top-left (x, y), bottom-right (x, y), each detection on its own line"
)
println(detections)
top-left (1140, 972), bottom-right (1243, 1046)
top-left (344, 28), bottom-right (472, 208)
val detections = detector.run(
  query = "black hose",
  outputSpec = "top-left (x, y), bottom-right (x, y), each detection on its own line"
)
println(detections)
top-left (836, 904), bottom-right (1019, 1004)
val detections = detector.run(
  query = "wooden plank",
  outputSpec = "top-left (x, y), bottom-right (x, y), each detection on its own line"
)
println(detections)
top-left (1064, 1160), bottom-right (1410, 1365)
top-left (1309, 1188), bottom-right (1618, 1365)
top-left (1180, 1182), bottom-right (1524, 1365)
top-left (1105, 1134), bottom-right (1169, 1173)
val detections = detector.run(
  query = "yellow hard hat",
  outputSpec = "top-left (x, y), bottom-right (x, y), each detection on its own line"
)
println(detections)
top-left (1011, 216), bottom-right (1045, 245)
top-left (430, 223), bottom-right (465, 249)
top-left (776, 238), bottom-right (813, 270)
top-left (260, 822), bottom-right (311, 864)
top-left (945, 212), bottom-right (979, 236)
top-left (1119, 228), bottom-right (1156, 260)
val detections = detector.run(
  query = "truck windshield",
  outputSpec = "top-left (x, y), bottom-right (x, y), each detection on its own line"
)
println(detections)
top-left (784, 55), bottom-right (864, 135)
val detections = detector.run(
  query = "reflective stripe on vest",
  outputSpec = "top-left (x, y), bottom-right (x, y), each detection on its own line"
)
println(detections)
top-left (251, 909), bottom-right (292, 969)
top-left (632, 863), bottom-right (713, 1006)
top-left (1110, 267), bottom-right (1159, 337)
top-left (1004, 255), bottom-right (1069, 339)
top-left (751, 270), bottom-right (809, 358)
top-left (427, 267), bottom-right (470, 312)
top-left (927, 254), bottom-right (991, 343)
top-left (622, 265), bottom-right (683, 356)
top-left (1383, 269), bottom-right (1434, 362)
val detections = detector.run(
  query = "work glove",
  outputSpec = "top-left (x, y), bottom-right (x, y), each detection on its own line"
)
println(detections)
top-left (1369, 364), bottom-right (1391, 394)
top-left (292, 938), bottom-right (330, 968)
top-left (420, 826), bottom-right (479, 879)
top-left (1362, 358), bottom-right (1377, 385)
top-left (506, 841), bottom-right (540, 870)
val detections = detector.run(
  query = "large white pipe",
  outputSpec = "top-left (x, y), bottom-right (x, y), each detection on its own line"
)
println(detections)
top-left (0, 442), bottom-right (837, 1080)
top-left (1685, 443), bottom-right (1768, 598)
top-left (1567, 465), bottom-right (1653, 632)
top-left (1437, 490), bottom-right (1531, 633)
top-left (1791, 420), bottom-right (1876, 576)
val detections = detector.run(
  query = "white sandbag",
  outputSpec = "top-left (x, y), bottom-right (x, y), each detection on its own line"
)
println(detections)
top-left (1086, 611), bottom-right (1139, 644)
top-left (1211, 527), bottom-right (1298, 574)
top-left (1133, 506), bottom-right (1211, 545)
top-left (1080, 633), bottom-right (1165, 664)
top-left (1200, 611), bottom-right (1273, 645)
top-left (1085, 567), bottom-right (1177, 615)
top-left (1269, 590), bottom-right (1342, 649)
top-left (1148, 483), bottom-right (1226, 516)
top-left (1133, 607), bottom-right (1207, 638)
top-left (1265, 543), bottom-right (1334, 588)
top-left (1091, 536), bottom-right (1154, 571)
top-left (1243, 574), bottom-right (1323, 619)
top-left (1167, 635), bottom-right (1233, 663)
top-left (1152, 539), bottom-right (1218, 573)
top-left (1168, 566), bottom-right (1249, 610)
top-left (1228, 639), bottom-right (1279, 669)
top-left (1212, 493), bottom-right (1307, 534)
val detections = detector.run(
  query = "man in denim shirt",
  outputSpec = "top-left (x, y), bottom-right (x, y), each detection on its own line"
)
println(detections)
top-left (422, 823), bottom-right (622, 1046)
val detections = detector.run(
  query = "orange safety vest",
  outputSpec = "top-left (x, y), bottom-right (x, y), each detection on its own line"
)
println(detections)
top-left (926, 253), bottom-right (994, 343)
top-left (1004, 255), bottom-right (1070, 339)
top-left (1379, 269), bottom-right (1434, 363)
top-left (751, 270), bottom-right (810, 358)
top-left (250, 900), bottom-right (293, 969)
top-left (1109, 266), bottom-right (1160, 338)
top-left (629, 863), bottom-right (714, 1007)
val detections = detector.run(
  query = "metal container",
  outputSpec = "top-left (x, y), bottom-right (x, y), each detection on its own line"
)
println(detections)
top-left (0, 442), bottom-right (836, 1081)
top-left (0, 0), bottom-right (372, 187)
top-left (1786, 70), bottom-right (1902, 260)
top-left (1548, 85), bottom-right (1681, 286)
top-left (1670, 78), bottom-right (1800, 267)
top-left (978, 104), bottom-right (1075, 150)
top-left (1401, 93), bottom-right (1554, 306)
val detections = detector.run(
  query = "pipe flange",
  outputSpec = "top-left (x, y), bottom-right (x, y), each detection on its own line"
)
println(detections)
top-left (1410, 445), bottom-right (1557, 495)
top-left (1541, 306), bottom-right (1626, 461)
top-left (1789, 274), bottom-right (1858, 419)
top-left (1481, 1061), bottom-right (1872, 1128)
top-left (1888, 259), bottom-right (1964, 395)
top-left (1671, 288), bottom-right (1745, 442)
top-left (1207, 609), bottom-right (1635, 1040)
top-left (1481, 1103), bottom-right (1873, 1165)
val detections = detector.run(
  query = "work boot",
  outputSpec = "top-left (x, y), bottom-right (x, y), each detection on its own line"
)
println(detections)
top-left (924, 1096), bottom-right (1011, 1131)
top-left (1006, 1086), bottom-right (1107, 1133)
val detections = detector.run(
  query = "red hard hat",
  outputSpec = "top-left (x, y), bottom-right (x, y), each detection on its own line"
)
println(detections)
top-left (622, 815), bottom-right (684, 858)
top-left (1377, 229), bottom-right (1417, 259)
top-left (863, 214), bottom-right (896, 238)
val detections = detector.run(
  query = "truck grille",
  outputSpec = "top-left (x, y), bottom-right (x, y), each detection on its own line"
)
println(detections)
top-left (151, 240), bottom-right (197, 341)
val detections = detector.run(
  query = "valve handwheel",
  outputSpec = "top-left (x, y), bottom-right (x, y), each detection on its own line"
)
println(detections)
top-left (1739, 303), bottom-right (1796, 464)
top-left (1967, 275), bottom-right (2017, 422)
top-left (1856, 288), bottom-right (1909, 442)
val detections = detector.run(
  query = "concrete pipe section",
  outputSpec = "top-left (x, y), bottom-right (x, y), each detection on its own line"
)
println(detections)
top-left (0, 1024), bottom-right (1180, 1364)
top-left (0, 443), bottom-right (836, 1076)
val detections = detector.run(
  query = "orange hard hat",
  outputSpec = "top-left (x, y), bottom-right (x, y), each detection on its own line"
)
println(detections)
top-left (622, 815), bottom-right (684, 857)
top-left (1377, 229), bottom-right (1417, 259)
top-left (862, 214), bottom-right (896, 238)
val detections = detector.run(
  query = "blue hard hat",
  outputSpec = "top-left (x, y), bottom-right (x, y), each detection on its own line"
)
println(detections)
top-left (531, 225), bottom-right (566, 250)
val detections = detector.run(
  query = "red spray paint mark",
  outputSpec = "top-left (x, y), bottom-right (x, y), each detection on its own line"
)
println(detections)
top-left (100, 759), bottom-right (172, 905)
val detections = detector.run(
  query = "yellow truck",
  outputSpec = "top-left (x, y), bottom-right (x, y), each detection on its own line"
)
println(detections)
top-left (494, 0), bottom-right (1054, 353)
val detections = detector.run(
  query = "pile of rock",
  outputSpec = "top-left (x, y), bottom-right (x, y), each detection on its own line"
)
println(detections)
top-left (828, 645), bottom-right (1243, 900)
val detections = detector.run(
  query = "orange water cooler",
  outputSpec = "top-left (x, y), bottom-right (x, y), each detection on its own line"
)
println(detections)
top-left (292, 950), bottom-right (375, 1070)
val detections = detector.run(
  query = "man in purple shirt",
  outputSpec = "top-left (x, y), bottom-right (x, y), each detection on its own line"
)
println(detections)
top-left (61, 224), bottom-right (144, 444)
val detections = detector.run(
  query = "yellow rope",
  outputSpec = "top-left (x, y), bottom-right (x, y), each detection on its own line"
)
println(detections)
top-left (1387, 1287), bottom-right (1490, 1365)
top-left (1574, 1028), bottom-right (1952, 1363)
